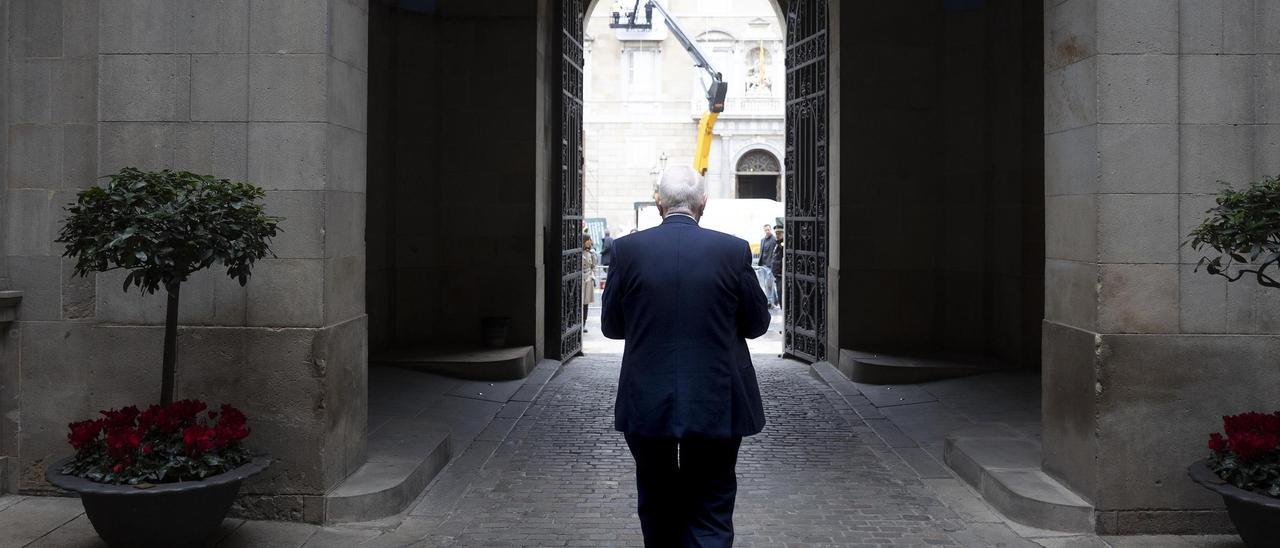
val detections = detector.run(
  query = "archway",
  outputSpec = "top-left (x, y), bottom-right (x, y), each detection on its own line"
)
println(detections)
top-left (551, 0), bottom-right (826, 362)
top-left (735, 149), bottom-right (781, 200)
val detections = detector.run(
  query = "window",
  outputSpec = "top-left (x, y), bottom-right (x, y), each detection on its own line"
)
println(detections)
top-left (625, 48), bottom-right (658, 99)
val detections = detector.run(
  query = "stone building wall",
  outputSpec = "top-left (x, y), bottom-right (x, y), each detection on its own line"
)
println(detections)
top-left (1043, 0), bottom-right (1280, 533)
top-left (0, 0), bottom-right (369, 519)
top-left (583, 0), bottom-right (784, 234)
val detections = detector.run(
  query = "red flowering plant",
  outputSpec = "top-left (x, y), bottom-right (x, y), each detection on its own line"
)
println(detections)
top-left (1206, 411), bottom-right (1280, 497)
top-left (60, 400), bottom-right (252, 485)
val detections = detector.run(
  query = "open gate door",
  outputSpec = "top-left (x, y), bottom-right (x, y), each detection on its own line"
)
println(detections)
top-left (783, 0), bottom-right (829, 363)
top-left (551, 0), bottom-right (585, 360)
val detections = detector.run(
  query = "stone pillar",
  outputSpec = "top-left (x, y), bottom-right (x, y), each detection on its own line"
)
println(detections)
top-left (1043, 0), bottom-right (1280, 534)
top-left (3, 0), bottom-right (368, 519)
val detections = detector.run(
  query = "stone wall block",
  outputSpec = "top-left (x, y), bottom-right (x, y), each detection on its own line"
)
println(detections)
top-left (8, 124), bottom-right (61, 189)
top-left (323, 255), bottom-right (365, 331)
top-left (96, 268), bottom-right (226, 325)
top-left (1045, 194), bottom-right (1097, 262)
top-left (318, 315), bottom-right (368, 488)
top-left (263, 191), bottom-right (325, 259)
top-left (1180, 54), bottom-right (1256, 125)
top-left (1045, 56), bottom-right (1097, 133)
top-left (1257, 124), bottom-right (1280, 176)
top-left (52, 59), bottom-right (97, 124)
top-left (6, 189), bottom-right (56, 256)
top-left (1044, 125), bottom-right (1097, 196)
top-left (192, 55), bottom-right (250, 121)
top-left (62, 124), bottom-right (97, 190)
top-left (1098, 124), bottom-right (1178, 194)
top-left (1178, 0), bottom-right (1224, 53)
top-left (327, 59), bottom-right (367, 132)
top-left (176, 0), bottom-right (250, 54)
top-left (98, 0), bottom-right (175, 53)
top-left (8, 256), bottom-right (61, 320)
top-left (1098, 263), bottom-right (1179, 333)
top-left (10, 60), bottom-right (52, 124)
top-left (174, 123), bottom-right (249, 181)
top-left (1259, 56), bottom-right (1280, 124)
top-left (330, 0), bottom-right (369, 71)
top-left (323, 191), bottom-right (365, 259)
top-left (1045, 258), bottom-right (1099, 330)
top-left (1178, 264), bottom-right (1229, 334)
top-left (1223, 0), bottom-right (1258, 53)
top-left (1180, 192), bottom-right (1220, 265)
top-left (1097, 54), bottom-right (1177, 124)
top-left (245, 259), bottom-right (325, 327)
top-left (61, 0), bottom-right (100, 59)
top-left (98, 122), bottom-right (175, 173)
top-left (1041, 320), bottom-right (1101, 502)
top-left (327, 124), bottom-right (366, 193)
top-left (249, 54), bottom-right (327, 122)
top-left (248, 122), bottom-right (327, 190)
top-left (1098, 194), bottom-right (1180, 264)
top-left (1097, 0), bottom-right (1177, 54)
top-left (61, 258), bottom-right (95, 320)
top-left (1095, 334), bottom-right (1280, 510)
top-left (98, 55), bottom-right (191, 122)
top-left (250, 0), bottom-right (329, 54)
top-left (12, 0), bottom-right (64, 58)
top-left (1259, 0), bottom-right (1280, 53)
top-left (1178, 124), bottom-right (1254, 194)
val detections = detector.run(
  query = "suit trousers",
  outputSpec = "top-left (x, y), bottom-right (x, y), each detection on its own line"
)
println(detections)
top-left (624, 434), bottom-right (743, 548)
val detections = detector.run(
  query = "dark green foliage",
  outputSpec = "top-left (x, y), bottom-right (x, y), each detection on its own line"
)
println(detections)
top-left (1187, 174), bottom-right (1280, 288)
top-left (57, 168), bottom-right (281, 293)
top-left (1209, 452), bottom-right (1280, 498)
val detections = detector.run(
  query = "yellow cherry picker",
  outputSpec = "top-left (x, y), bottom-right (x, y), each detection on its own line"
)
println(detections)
top-left (611, 0), bottom-right (728, 175)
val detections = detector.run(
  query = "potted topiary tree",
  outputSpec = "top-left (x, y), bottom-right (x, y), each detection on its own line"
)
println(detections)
top-left (1185, 174), bottom-right (1280, 547)
top-left (46, 167), bottom-right (282, 548)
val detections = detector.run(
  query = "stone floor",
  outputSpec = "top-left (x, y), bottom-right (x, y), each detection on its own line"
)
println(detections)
top-left (0, 355), bottom-right (1244, 547)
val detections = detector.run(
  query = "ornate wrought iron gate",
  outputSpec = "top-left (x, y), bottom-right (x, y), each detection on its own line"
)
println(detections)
top-left (783, 0), bottom-right (828, 363)
top-left (553, 0), bottom-right (585, 360)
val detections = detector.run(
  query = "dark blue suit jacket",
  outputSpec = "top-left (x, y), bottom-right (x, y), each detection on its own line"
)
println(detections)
top-left (602, 214), bottom-right (770, 439)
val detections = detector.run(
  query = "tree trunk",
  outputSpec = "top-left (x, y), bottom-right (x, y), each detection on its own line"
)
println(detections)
top-left (161, 282), bottom-right (180, 405)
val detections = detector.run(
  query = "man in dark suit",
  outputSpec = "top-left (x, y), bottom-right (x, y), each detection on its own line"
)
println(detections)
top-left (757, 224), bottom-right (777, 308)
top-left (601, 166), bottom-right (771, 548)
top-left (601, 230), bottom-right (614, 267)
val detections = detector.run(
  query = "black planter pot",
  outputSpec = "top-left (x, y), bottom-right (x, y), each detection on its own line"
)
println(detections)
top-left (45, 456), bottom-right (270, 548)
top-left (1188, 459), bottom-right (1280, 547)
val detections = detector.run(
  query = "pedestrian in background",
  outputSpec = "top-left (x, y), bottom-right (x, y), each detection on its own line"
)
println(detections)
top-left (757, 224), bottom-right (777, 308)
top-left (601, 230), bottom-right (614, 267)
top-left (602, 166), bottom-right (770, 547)
top-left (771, 225), bottom-right (784, 309)
top-left (582, 236), bottom-right (598, 333)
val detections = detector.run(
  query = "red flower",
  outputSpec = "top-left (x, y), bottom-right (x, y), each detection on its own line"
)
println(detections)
top-left (139, 404), bottom-right (182, 433)
top-left (183, 425), bottom-right (218, 455)
top-left (105, 427), bottom-right (143, 461)
top-left (1208, 433), bottom-right (1228, 454)
top-left (112, 463), bottom-right (123, 474)
top-left (67, 419), bottom-right (105, 451)
top-left (168, 400), bottom-right (208, 423)
top-left (141, 443), bottom-right (153, 455)
top-left (99, 406), bottom-right (139, 430)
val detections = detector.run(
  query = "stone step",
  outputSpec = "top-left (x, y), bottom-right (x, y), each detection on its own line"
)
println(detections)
top-left (838, 349), bottom-right (995, 385)
top-left (323, 418), bottom-right (452, 523)
top-left (944, 435), bottom-right (1094, 533)
top-left (371, 346), bottom-right (536, 381)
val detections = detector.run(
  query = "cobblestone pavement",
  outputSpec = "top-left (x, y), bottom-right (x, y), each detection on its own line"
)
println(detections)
top-left (371, 355), bottom-right (1079, 548)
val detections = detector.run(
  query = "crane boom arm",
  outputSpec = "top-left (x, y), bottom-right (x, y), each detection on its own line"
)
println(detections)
top-left (644, 1), bottom-right (726, 174)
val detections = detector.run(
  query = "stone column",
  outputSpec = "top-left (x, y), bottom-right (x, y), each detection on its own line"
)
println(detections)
top-left (3, 0), bottom-right (369, 519)
top-left (1043, 0), bottom-right (1280, 534)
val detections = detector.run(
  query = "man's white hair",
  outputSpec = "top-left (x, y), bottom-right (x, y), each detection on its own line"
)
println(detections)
top-left (657, 166), bottom-right (707, 211)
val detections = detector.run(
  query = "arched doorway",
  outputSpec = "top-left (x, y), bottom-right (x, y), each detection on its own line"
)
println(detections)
top-left (735, 149), bottom-right (782, 200)
top-left (550, 0), bottom-right (828, 362)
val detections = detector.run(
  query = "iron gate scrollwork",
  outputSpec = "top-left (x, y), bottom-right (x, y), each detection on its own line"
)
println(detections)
top-left (784, 0), bottom-right (828, 363)
top-left (555, 0), bottom-right (585, 360)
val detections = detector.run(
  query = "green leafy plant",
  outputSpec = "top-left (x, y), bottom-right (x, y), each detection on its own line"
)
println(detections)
top-left (56, 168), bottom-right (282, 405)
top-left (1186, 174), bottom-right (1280, 288)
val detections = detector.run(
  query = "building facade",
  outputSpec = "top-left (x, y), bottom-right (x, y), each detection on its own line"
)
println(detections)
top-left (0, 0), bottom-right (1276, 536)
top-left (583, 0), bottom-right (784, 233)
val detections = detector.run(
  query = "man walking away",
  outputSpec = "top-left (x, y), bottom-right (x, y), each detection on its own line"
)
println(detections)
top-left (602, 166), bottom-right (771, 548)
